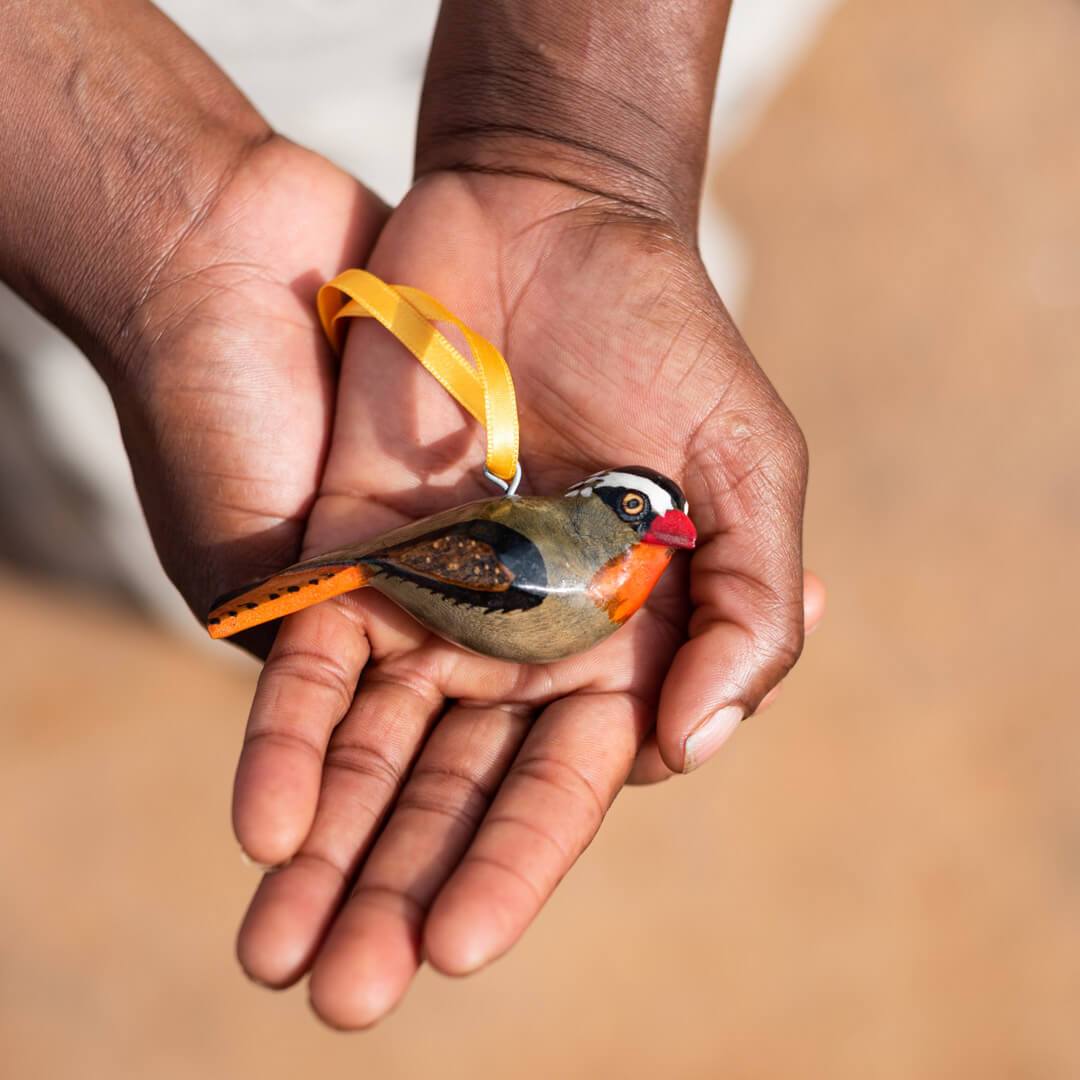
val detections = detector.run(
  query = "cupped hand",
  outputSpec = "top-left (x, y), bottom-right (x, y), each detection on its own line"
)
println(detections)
top-left (113, 136), bottom-right (387, 636)
top-left (231, 171), bottom-right (823, 1027)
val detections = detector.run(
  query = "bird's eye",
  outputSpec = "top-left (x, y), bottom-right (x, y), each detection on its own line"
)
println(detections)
top-left (620, 491), bottom-right (647, 516)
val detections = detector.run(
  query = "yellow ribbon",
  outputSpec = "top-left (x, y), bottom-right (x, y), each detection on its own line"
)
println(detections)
top-left (316, 269), bottom-right (520, 485)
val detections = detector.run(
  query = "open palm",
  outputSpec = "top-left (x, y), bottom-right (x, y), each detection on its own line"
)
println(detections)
top-left (231, 170), bottom-right (813, 1027)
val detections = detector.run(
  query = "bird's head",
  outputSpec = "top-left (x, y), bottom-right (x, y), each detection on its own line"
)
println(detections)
top-left (565, 467), bottom-right (697, 550)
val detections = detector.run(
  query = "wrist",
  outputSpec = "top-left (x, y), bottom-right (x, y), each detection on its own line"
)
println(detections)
top-left (0, 0), bottom-right (271, 384)
top-left (416, 1), bottom-right (731, 236)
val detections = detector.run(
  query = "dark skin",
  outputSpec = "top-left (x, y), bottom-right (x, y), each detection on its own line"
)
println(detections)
top-left (1, 0), bottom-right (824, 1028)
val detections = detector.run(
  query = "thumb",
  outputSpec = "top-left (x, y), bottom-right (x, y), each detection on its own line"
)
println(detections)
top-left (658, 402), bottom-right (810, 772)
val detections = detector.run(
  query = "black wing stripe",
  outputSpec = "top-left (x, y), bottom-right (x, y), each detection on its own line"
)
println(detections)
top-left (363, 519), bottom-right (548, 613)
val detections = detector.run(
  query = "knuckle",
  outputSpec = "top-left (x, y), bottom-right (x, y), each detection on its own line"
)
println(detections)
top-left (399, 765), bottom-right (494, 831)
top-left (242, 726), bottom-right (322, 762)
top-left (760, 605), bottom-right (806, 681)
top-left (463, 852), bottom-right (545, 906)
top-left (776, 408), bottom-right (810, 487)
top-left (694, 409), bottom-right (807, 503)
top-left (262, 649), bottom-right (356, 713)
top-left (362, 665), bottom-right (443, 709)
top-left (323, 739), bottom-right (403, 793)
top-left (510, 754), bottom-right (608, 828)
top-left (751, 406), bottom-right (808, 496)
top-left (692, 374), bottom-right (809, 507)
top-left (483, 811), bottom-right (571, 860)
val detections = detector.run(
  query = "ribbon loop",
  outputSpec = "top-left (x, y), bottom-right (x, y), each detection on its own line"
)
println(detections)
top-left (316, 269), bottom-right (520, 484)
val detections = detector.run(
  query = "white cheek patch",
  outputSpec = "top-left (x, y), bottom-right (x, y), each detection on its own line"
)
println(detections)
top-left (589, 472), bottom-right (683, 515)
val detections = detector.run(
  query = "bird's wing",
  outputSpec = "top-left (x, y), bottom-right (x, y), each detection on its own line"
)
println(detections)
top-left (362, 518), bottom-right (550, 615)
top-left (369, 530), bottom-right (516, 592)
top-left (206, 559), bottom-right (369, 639)
top-left (205, 511), bottom-right (548, 639)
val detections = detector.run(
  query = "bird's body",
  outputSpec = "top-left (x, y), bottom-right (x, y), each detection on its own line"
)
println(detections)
top-left (207, 468), bottom-right (696, 663)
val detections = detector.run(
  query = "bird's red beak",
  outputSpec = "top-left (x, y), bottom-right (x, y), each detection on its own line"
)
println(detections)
top-left (642, 509), bottom-right (696, 550)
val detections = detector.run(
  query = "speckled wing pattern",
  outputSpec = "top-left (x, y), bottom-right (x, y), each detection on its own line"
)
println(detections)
top-left (363, 519), bottom-right (547, 613)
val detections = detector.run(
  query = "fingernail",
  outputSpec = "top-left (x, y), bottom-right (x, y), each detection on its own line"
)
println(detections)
top-left (239, 847), bottom-right (290, 873)
top-left (682, 705), bottom-right (744, 773)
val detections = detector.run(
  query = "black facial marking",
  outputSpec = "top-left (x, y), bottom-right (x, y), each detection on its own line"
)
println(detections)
top-left (268, 593), bottom-right (279, 600)
top-left (287, 586), bottom-right (300, 593)
top-left (595, 485), bottom-right (654, 535)
top-left (308, 579), bottom-right (319, 585)
top-left (208, 617), bottom-right (220, 626)
top-left (245, 602), bottom-right (258, 610)
top-left (227, 610), bottom-right (238, 618)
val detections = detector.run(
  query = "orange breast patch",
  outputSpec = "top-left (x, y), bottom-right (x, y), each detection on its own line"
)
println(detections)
top-left (587, 545), bottom-right (674, 624)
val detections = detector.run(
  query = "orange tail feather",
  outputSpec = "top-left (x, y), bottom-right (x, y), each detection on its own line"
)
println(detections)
top-left (206, 562), bottom-right (369, 639)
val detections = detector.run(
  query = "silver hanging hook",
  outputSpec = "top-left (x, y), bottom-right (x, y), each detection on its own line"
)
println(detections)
top-left (483, 462), bottom-right (523, 498)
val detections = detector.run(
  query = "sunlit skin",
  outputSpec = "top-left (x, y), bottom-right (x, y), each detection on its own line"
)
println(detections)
top-left (123, 136), bottom-right (823, 1028)
top-left (2, 0), bottom-right (827, 1034)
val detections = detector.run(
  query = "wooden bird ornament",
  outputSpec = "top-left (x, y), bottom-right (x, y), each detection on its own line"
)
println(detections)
top-left (206, 467), bottom-right (695, 663)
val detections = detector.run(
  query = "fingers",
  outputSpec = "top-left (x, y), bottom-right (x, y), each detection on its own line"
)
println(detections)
top-left (232, 601), bottom-right (370, 866)
top-left (657, 405), bottom-right (810, 774)
top-left (307, 702), bottom-right (533, 1029)
top-left (236, 667), bottom-right (444, 988)
top-left (423, 691), bottom-right (648, 976)
top-left (626, 733), bottom-right (671, 785)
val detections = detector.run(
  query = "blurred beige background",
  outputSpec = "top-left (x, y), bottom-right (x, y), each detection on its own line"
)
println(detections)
top-left (3, 0), bottom-right (1079, 1076)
